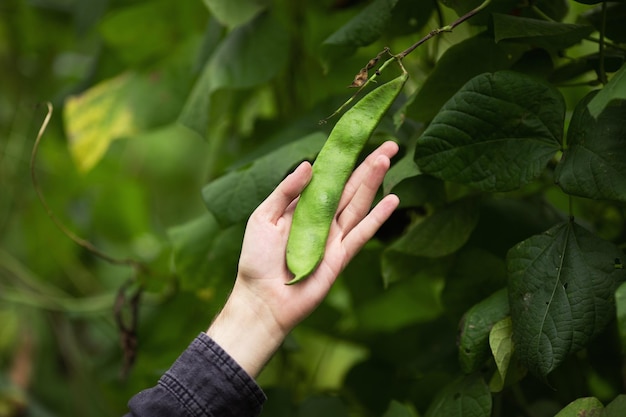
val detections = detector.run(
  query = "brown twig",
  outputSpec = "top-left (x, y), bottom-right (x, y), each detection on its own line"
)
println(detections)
top-left (30, 103), bottom-right (143, 271)
top-left (30, 102), bottom-right (146, 378)
top-left (396, 0), bottom-right (492, 60)
top-left (115, 280), bottom-right (143, 379)
top-left (321, 0), bottom-right (491, 123)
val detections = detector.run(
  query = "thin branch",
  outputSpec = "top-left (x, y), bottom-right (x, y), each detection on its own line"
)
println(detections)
top-left (321, 0), bottom-right (490, 123)
top-left (396, 0), bottom-right (492, 60)
top-left (30, 102), bottom-right (146, 379)
top-left (320, 49), bottom-right (405, 123)
top-left (29, 103), bottom-right (143, 271)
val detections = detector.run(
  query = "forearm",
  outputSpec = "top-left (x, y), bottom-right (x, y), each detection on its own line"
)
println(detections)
top-left (206, 281), bottom-right (287, 378)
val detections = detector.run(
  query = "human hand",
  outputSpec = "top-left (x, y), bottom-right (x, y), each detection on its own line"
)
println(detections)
top-left (207, 141), bottom-right (400, 376)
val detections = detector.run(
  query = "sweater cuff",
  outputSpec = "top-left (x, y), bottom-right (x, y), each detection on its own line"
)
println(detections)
top-left (158, 332), bottom-right (266, 417)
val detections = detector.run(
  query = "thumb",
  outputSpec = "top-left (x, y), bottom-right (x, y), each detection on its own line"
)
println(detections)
top-left (256, 161), bottom-right (312, 223)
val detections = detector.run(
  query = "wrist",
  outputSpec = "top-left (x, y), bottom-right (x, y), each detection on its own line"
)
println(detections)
top-left (206, 280), bottom-right (286, 378)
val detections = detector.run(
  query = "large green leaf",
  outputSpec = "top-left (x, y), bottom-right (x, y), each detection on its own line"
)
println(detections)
top-left (507, 221), bottom-right (626, 378)
top-left (179, 12), bottom-right (289, 137)
top-left (492, 14), bottom-right (594, 51)
top-left (415, 71), bottom-right (564, 192)
top-left (387, 198), bottom-right (480, 257)
top-left (588, 64), bottom-right (626, 118)
top-left (321, 0), bottom-right (399, 66)
top-left (406, 34), bottom-right (524, 123)
top-left (605, 395), bottom-right (626, 417)
top-left (457, 288), bottom-right (510, 374)
top-left (202, 132), bottom-right (326, 227)
top-left (555, 91), bottom-right (626, 202)
top-left (167, 213), bottom-right (245, 291)
top-left (355, 263), bottom-right (445, 332)
top-left (424, 374), bottom-right (492, 417)
top-left (554, 397), bottom-right (604, 417)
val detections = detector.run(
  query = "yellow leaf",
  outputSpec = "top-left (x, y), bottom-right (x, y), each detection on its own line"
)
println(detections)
top-left (64, 73), bottom-right (140, 173)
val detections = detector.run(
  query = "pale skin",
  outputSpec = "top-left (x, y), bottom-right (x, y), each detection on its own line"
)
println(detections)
top-left (207, 141), bottom-right (400, 378)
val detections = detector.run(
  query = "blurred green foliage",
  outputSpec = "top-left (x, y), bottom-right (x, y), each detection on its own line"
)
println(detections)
top-left (1, 0), bottom-right (626, 416)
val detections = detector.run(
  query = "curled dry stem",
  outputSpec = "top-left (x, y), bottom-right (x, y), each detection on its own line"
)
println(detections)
top-left (30, 102), bottom-right (145, 378)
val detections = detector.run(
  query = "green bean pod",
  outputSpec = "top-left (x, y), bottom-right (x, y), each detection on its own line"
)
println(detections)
top-left (286, 72), bottom-right (408, 284)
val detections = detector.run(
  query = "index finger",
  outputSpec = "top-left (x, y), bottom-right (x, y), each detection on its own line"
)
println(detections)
top-left (336, 141), bottom-right (399, 214)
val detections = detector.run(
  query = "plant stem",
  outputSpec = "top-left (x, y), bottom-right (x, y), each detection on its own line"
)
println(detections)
top-left (585, 36), bottom-right (626, 53)
top-left (321, 0), bottom-right (491, 122)
top-left (30, 103), bottom-right (144, 273)
top-left (30, 103), bottom-right (146, 378)
top-left (396, 0), bottom-right (492, 60)
top-left (320, 52), bottom-right (406, 122)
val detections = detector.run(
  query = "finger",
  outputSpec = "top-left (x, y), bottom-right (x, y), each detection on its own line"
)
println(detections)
top-left (341, 194), bottom-right (400, 260)
top-left (336, 141), bottom-right (399, 213)
top-left (336, 153), bottom-right (390, 233)
top-left (254, 161), bottom-right (312, 224)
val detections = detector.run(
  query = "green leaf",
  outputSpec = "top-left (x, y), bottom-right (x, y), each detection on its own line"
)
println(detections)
top-left (605, 395), bottom-right (626, 417)
top-left (555, 91), bottom-right (626, 202)
top-left (383, 141), bottom-right (421, 194)
top-left (554, 397), bottom-right (604, 417)
top-left (383, 139), bottom-right (446, 208)
top-left (167, 213), bottom-right (245, 291)
top-left (202, 132), bottom-right (326, 227)
top-left (64, 71), bottom-right (185, 172)
top-left (581, 2), bottom-right (626, 43)
top-left (488, 316), bottom-right (516, 392)
top-left (492, 14), bottom-right (594, 51)
top-left (98, 0), bottom-right (205, 65)
top-left (415, 71), bottom-right (564, 192)
top-left (442, 248), bottom-right (508, 319)
top-left (550, 52), bottom-right (625, 85)
top-left (406, 34), bottom-right (524, 123)
top-left (382, 400), bottom-right (420, 417)
top-left (178, 12), bottom-right (289, 137)
top-left (588, 64), bottom-right (626, 118)
top-left (355, 265), bottom-right (445, 332)
top-left (507, 221), bottom-right (626, 378)
top-left (167, 214), bottom-right (220, 290)
top-left (424, 374), bottom-right (492, 417)
top-left (297, 395), bottom-right (349, 417)
top-left (388, 198), bottom-right (480, 257)
top-left (381, 250), bottom-right (451, 288)
top-left (443, 0), bottom-right (569, 24)
top-left (616, 282), bottom-right (626, 353)
top-left (202, 0), bottom-right (266, 27)
top-left (458, 289), bottom-right (510, 374)
top-left (386, 0), bottom-right (435, 37)
top-left (321, 0), bottom-right (399, 66)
